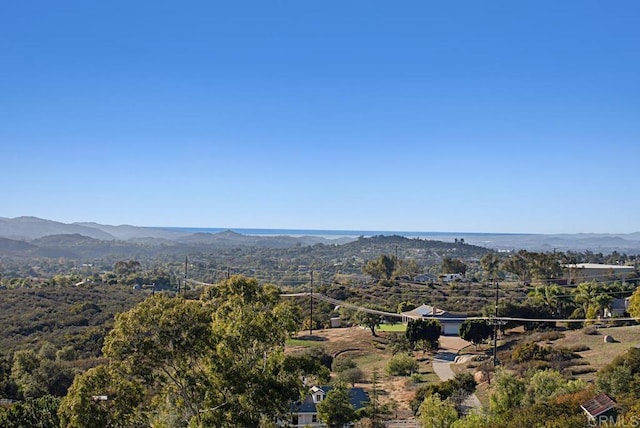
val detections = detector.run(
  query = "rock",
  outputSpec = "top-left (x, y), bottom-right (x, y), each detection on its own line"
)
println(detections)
top-left (604, 335), bottom-right (614, 343)
top-left (474, 370), bottom-right (487, 383)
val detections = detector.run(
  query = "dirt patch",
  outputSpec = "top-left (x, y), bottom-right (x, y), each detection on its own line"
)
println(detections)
top-left (286, 327), bottom-right (471, 418)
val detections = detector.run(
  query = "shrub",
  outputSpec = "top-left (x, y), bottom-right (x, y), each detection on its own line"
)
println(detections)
top-left (332, 357), bottom-right (357, 373)
top-left (566, 344), bottom-right (590, 352)
top-left (386, 354), bottom-right (418, 376)
top-left (582, 326), bottom-right (598, 335)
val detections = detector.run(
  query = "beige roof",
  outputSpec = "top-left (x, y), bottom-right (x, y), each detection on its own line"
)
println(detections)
top-left (565, 263), bottom-right (635, 270)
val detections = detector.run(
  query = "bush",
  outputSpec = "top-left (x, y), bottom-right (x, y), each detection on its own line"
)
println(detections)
top-left (529, 331), bottom-right (564, 343)
top-left (332, 357), bottom-right (357, 373)
top-left (386, 354), bottom-right (418, 376)
top-left (566, 344), bottom-right (590, 352)
top-left (582, 326), bottom-right (599, 335)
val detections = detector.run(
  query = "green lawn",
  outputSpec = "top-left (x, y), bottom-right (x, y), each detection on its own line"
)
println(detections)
top-left (285, 338), bottom-right (323, 347)
top-left (378, 323), bottom-right (407, 332)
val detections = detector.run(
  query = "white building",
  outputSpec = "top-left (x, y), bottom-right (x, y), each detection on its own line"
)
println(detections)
top-left (401, 304), bottom-right (467, 336)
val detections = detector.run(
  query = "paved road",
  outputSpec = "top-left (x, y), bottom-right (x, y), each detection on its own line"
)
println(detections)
top-left (432, 348), bottom-right (482, 412)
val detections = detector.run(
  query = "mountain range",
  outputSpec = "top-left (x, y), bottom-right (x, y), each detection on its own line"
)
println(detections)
top-left (1, 216), bottom-right (639, 255)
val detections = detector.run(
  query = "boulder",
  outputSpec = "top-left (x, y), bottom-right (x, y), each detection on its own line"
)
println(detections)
top-left (604, 335), bottom-right (614, 343)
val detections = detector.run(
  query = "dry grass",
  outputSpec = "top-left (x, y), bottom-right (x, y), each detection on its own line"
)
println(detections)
top-left (286, 326), bottom-right (452, 417)
top-left (548, 324), bottom-right (640, 380)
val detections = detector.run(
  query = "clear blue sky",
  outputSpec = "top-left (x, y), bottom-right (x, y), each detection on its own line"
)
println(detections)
top-left (1, 1), bottom-right (638, 234)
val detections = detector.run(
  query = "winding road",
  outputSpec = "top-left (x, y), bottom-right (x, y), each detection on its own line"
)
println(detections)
top-left (432, 338), bottom-right (482, 412)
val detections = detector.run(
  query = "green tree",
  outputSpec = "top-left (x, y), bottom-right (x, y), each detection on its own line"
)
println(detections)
top-left (451, 412), bottom-right (491, 428)
top-left (627, 286), bottom-right (640, 318)
top-left (0, 395), bottom-right (60, 428)
top-left (57, 365), bottom-right (145, 428)
top-left (459, 320), bottom-right (492, 350)
top-left (60, 275), bottom-right (306, 428)
top-left (11, 347), bottom-right (74, 400)
top-left (317, 384), bottom-right (357, 428)
top-left (480, 253), bottom-right (501, 281)
top-left (363, 255), bottom-right (396, 281)
top-left (386, 354), bottom-right (418, 376)
top-left (417, 393), bottom-right (458, 428)
top-left (527, 285), bottom-right (565, 317)
top-left (489, 369), bottom-right (525, 415)
top-left (573, 282), bottom-right (610, 319)
top-left (441, 258), bottom-right (467, 276)
top-left (523, 369), bottom-right (567, 404)
top-left (406, 318), bottom-right (441, 353)
top-left (338, 367), bottom-right (365, 388)
top-left (394, 259), bottom-right (420, 279)
top-left (501, 251), bottom-right (531, 285)
top-left (353, 306), bottom-right (385, 337)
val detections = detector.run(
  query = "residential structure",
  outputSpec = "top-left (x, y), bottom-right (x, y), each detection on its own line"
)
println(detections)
top-left (564, 263), bottom-right (636, 284)
top-left (439, 273), bottom-right (464, 283)
top-left (286, 385), bottom-right (369, 427)
top-left (401, 304), bottom-right (467, 336)
top-left (580, 393), bottom-right (617, 423)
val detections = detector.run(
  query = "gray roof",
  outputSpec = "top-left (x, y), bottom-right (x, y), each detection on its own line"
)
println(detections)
top-left (292, 386), bottom-right (369, 414)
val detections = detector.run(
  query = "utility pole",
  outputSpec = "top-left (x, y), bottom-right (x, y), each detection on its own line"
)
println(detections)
top-left (309, 270), bottom-right (314, 336)
top-left (492, 279), bottom-right (502, 367)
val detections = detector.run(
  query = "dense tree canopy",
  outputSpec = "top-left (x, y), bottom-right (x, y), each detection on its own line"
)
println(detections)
top-left (59, 275), bottom-right (306, 428)
top-left (406, 319), bottom-right (441, 353)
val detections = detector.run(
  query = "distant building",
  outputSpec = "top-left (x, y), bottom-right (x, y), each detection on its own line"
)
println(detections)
top-left (285, 385), bottom-right (369, 427)
top-left (401, 304), bottom-right (466, 336)
top-left (581, 393), bottom-right (617, 423)
top-left (604, 298), bottom-right (629, 318)
top-left (439, 273), bottom-right (464, 283)
top-left (564, 263), bottom-right (635, 284)
top-left (414, 273), bottom-right (436, 283)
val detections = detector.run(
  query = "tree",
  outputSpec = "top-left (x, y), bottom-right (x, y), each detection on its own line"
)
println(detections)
top-left (386, 354), bottom-right (418, 376)
top-left (523, 369), bottom-right (569, 405)
top-left (627, 286), bottom-right (640, 318)
top-left (60, 275), bottom-right (306, 428)
top-left (451, 412), bottom-right (492, 428)
top-left (480, 253), bottom-right (500, 281)
top-left (527, 285), bottom-right (565, 317)
top-left (362, 255), bottom-right (396, 281)
top-left (10, 347), bottom-right (74, 400)
top-left (573, 282), bottom-right (610, 319)
top-left (397, 301), bottom-right (417, 313)
top-left (57, 365), bottom-right (145, 428)
top-left (489, 369), bottom-right (525, 415)
top-left (406, 319), bottom-right (441, 353)
top-left (0, 395), bottom-right (60, 428)
top-left (529, 252), bottom-right (563, 284)
top-left (317, 384), bottom-right (357, 428)
top-left (339, 367), bottom-right (365, 388)
top-left (353, 306), bottom-right (384, 337)
top-left (393, 259), bottom-right (420, 279)
top-left (417, 393), bottom-right (458, 428)
top-left (459, 320), bottom-right (492, 350)
top-left (501, 251), bottom-right (531, 285)
top-left (441, 258), bottom-right (467, 276)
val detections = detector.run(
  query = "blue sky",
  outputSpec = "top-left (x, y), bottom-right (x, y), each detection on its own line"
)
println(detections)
top-left (1, 1), bottom-right (638, 234)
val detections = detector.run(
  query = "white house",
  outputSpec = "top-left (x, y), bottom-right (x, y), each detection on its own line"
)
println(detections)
top-left (285, 385), bottom-right (369, 427)
top-left (439, 273), bottom-right (464, 283)
top-left (401, 304), bottom-right (467, 336)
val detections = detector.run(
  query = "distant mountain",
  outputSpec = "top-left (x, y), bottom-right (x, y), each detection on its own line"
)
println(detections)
top-left (176, 230), bottom-right (351, 248)
top-left (74, 222), bottom-right (191, 241)
top-left (0, 237), bottom-right (36, 252)
top-left (0, 216), bottom-right (638, 254)
top-left (0, 217), bottom-right (115, 240)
